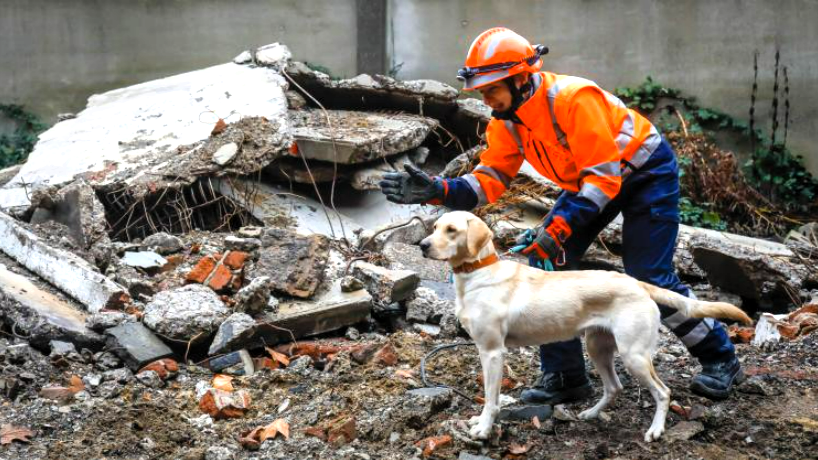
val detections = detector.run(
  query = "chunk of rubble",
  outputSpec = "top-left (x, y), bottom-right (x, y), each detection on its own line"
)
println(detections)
top-left (0, 263), bottom-right (104, 349)
top-left (143, 284), bottom-right (229, 342)
top-left (121, 251), bottom-right (167, 270)
top-left (28, 180), bottom-right (110, 251)
top-left (383, 242), bottom-right (448, 283)
top-left (106, 322), bottom-right (174, 371)
top-left (249, 228), bottom-right (329, 299)
top-left (405, 287), bottom-right (452, 324)
top-left (288, 109), bottom-right (438, 164)
top-left (142, 232), bottom-right (184, 254)
top-left (233, 277), bottom-right (272, 315)
top-left (349, 152), bottom-right (415, 191)
top-left (352, 262), bottom-right (420, 304)
top-left (233, 280), bottom-right (373, 348)
top-left (208, 313), bottom-right (258, 356)
top-left (0, 212), bottom-right (129, 313)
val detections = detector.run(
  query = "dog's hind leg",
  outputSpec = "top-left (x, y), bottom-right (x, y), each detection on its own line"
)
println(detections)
top-left (619, 349), bottom-right (670, 442)
top-left (579, 330), bottom-right (621, 420)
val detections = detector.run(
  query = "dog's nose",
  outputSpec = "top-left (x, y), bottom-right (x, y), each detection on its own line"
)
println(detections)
top-left (419, 239), bottom-right (431, 255)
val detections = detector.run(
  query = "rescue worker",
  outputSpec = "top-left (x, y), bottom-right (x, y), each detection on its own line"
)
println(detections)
top-left (379, 27), bottom-right (743, 403)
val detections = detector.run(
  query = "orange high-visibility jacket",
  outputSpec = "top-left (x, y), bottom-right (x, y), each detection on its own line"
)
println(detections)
top-left (459, 71), bottom-right (663, 238)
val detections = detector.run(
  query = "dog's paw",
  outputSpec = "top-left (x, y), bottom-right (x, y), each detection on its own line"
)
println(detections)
top-left (467, 416), bottom-right (481, 427)
top-left (644, 424), bottom-right (665, 442)
top-left (468, 423), bottom-right (492, 440)
top-left (578, 408), bottom-right (599, 420)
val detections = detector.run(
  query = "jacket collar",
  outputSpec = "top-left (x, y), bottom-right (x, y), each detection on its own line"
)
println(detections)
top-left (452, 253), bottom-right (500, 274)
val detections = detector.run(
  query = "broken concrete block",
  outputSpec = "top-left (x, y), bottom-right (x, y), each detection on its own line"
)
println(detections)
top-left (143, 284), bottom-right (230, 341)
top-left (250, 228), bottom-right (329, 299)
top-left (208, 313), bottom-right (257, 356)
top-left (352, 262), bottom-right (420, 304)
top-left (232, 50), bottom-right (252, 64)
top-left (340, 276), bottom-right (364, 293)
top-left (289, 109), bottom-right (437, 164)
top-left (106, 322), bottom-right (174, 371)
top-left (265, 156), bottom-right (350, 185)
top-left (85, 311), bottom-right (130, 332)
top-left (121, 251), bottom-right (167, 270)
top-left (285, 90), bottom-right (307, 109)
top-left (383, 242), bottom-right (448, 283)
top-left (142, 232), bottom-right (184, 254)
top-left (691, 234), bottom-right (808, 305)
top-left (28, 180), bottom-right (110, 250)
top-left (211, 142), bottom-right (239, 166)
top-left (254, 42), bottom-right (291, 69)
top-left (0, 212), bottom-right (129, 313)
top-left (362, 215), bottom-right (436, 252)
top-left (405, 287), bottom-right (453, 324)
top-left (0, 263), bottom-right (104, 349)
top-left (249, 280), bottom-right (372, 346)
top-left (349, 152), bottom-right (415, 191)
top-left (224, 236), bottom-right (261, 252)
top-left (234, 277), bottom-right (272, 315)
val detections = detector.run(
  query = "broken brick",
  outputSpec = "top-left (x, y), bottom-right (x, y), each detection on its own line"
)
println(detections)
top-left (415, 435), bottom-right (452, 457)
top-left (373, 343), bottom-right (398, 367)
top-left (199, 389), bottom-right (251, 419)
top-left (326, 415), bottom-right (356, 445)
top-left (208, 264), bottom-right (233, 291)
top-left (138, 358), bottom-right (179, 381)
top-left (187, 256), bottom-right (217, 284)
top-left (223, 251), bottom-right (249, 270)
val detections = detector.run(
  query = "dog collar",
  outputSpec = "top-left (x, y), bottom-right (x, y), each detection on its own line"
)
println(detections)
top-left (452, 253), bottom-right (500, 274)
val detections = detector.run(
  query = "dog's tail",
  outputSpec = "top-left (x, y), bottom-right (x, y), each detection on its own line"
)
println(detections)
top-left (638, 281), bottom-right (753, 325)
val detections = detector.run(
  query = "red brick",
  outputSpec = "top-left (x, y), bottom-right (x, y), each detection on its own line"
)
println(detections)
top-left (186, 256), bottom-right (216, 284)
top-left (138, 358), bottom-right (179, 380)
top-left (223, 251), bottom-right (249, 270)
top-left (373, 343), bottom-right (398, 367)
top-left (208, 264), bottom-right (233, 291)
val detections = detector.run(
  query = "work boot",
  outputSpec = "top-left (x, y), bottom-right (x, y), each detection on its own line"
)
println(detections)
top-left (690, 354), bottom-right (744, 400)
top-left (520, 370), bottom-right (593, 405)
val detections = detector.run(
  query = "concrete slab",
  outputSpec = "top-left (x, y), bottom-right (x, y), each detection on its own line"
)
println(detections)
top-left (251, 280), bottom-right (372, 346)
top-left (0, 53), bottom-right (290, 209)
top-left (289, 109), bottom-right (437, 164)
top-left (106, 322), bottom-right (174, 371)
top-left (0, 212), bottom-right (128, 313)
top-left (0, 263), bottom-right (103, 349)
top-left (352, 261), bottom-right (420, 304)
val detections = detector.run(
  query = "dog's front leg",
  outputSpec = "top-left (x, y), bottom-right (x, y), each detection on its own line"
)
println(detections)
top-left (469, 344), bottom-right (504, 440)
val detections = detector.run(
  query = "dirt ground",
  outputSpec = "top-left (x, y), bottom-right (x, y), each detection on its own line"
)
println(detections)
top-left (1, 321), bottom-right (816, 460)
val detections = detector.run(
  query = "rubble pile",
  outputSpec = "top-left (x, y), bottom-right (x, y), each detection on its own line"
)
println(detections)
top-left (0, 42), bottom-right (816, 460)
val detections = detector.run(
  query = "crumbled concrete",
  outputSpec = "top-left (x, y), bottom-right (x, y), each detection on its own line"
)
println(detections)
top-left (0, 262), bottom-right (104, 349)
top-left (224, 236), bottom-right (261, 252)
top-left (85, 311), bottom-right (130, 332)
top-left (250, 228), bottom-right (329, 299)
top-left (0, 212), bottom-right (129, 313)
top-left (106, 322), bottom-right (174, 371)
top-left (142, 232), bottom-right (184, 254)
top-left (211, 142), bottom-right (239, 166)
top-left (143, 284), bottom-right (229, 341)
top-left (208, 313), bottom-right (257, 356)
top-left (289, 109), bottom-right (437, 164)
top-left (121, 251), bottom-right (167, 269)
top-left (383, 242), bottom-right (448, 283)
top-left (340, 276), bottom-right (364, 293)
top-left (405, 287), bottom-right (452, 324)
top-left (253, 42), bottom-right (292, 70)
top-left (28, 180), bottom-right (110, 251)
top-left (349, 153), bottom-right (415, 191)
top-left (233, 276), bottom-right (272, 315)
top-left (352, 261), bottom-right (420, 304)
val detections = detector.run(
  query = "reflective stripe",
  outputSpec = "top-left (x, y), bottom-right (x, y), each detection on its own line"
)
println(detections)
top-left (463, 173), bottom-right (489, 206)
top-left (679, 320), bottom-right (712, 348)
top-left (465, 69), bottom-right (510, 90)
top-left (615, 112), bottom-right (635, 151)
top-left (629, 125), bottom-right (662, 170)
top-left (503, 120), bottom-right (524, 153)
top-left (663, 311), bottom-right (689, 330)
top-left (474, 165), bottom-right (512, 188)
top-left (579, 161), bottom-right (620, 179)
top-left (577, 182), bottom-right (611, 209)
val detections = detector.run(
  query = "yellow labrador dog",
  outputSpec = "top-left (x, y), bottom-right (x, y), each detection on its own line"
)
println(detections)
top-left (419, 211), bottom-right (752, 442)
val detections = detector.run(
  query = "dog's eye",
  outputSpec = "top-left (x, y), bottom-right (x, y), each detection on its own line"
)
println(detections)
top-left (447, 226), bottom-right (456, 233)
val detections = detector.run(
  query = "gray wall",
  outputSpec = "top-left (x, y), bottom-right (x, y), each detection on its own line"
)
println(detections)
top-left (0, 0), bottom-right (357, 122)
top-left (390, 0), bottom-right (818, 174)
top-left (2, 0), bottom-right (817, 174)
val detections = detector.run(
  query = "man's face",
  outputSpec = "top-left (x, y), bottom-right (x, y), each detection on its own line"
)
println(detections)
top-left (477, 80), bottom-right (512, 112)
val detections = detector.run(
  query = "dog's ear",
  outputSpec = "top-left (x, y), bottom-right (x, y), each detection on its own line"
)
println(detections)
top-left (466, 216), bottom-right (493, 257)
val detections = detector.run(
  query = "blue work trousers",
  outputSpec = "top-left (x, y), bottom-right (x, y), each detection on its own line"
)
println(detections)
top-left (538, 139), bottom-right (735, 374)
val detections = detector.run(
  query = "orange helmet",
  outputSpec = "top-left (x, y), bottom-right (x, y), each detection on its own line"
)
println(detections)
top-left (457, 28), bottom-right (548, 91)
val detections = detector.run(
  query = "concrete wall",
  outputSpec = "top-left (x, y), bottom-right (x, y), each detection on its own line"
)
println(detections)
top-left (0, 0), bottom-right (357, 123)
top-left (2, 0), bottom-right (817, 174)
top-left (390, 0), bottom-right (818, 174)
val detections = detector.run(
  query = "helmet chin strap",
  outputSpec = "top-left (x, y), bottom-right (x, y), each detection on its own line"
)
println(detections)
top-left (491, 76), bottom-right (533, 123)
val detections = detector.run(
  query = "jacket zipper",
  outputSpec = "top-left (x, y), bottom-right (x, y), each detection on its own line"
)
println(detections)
top-left (533, 139), bottom-right (567, 184)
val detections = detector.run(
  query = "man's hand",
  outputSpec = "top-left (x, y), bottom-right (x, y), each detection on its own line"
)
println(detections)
top-left (379, 164), bottom-right (444, 204)
top-left (517, 226), bottom-right (560, 262)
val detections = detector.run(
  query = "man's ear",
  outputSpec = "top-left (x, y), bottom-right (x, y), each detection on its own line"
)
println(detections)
top-left (466, 216), bottom-right (493, 257)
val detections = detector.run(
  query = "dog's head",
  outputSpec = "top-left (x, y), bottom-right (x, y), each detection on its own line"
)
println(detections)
top-left (419, 211), bottom-right (494, 265)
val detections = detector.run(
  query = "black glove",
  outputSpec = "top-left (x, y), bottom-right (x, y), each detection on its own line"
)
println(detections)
top-left (378, 164), bottom-right (444, 204)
